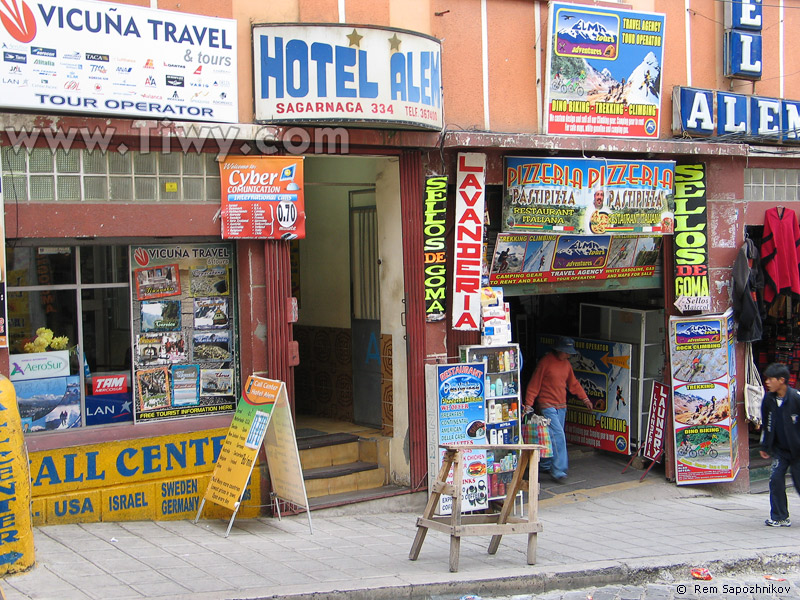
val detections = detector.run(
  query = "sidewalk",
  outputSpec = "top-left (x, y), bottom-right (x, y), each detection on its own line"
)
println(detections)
top-left (3, 473), bottom-right (800, 600)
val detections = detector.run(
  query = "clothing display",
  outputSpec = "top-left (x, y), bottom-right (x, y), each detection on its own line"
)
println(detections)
top-left (761, 206), bottom-right (800, 304)
top-left (732, 237), bottom-right (765, 341)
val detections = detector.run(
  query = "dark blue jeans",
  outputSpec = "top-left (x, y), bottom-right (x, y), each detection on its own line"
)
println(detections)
top-left (769, 454), bottom-right (800, 521)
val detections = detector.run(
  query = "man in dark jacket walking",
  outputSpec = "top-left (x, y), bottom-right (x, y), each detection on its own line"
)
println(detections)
top-left (759, 363), bottom-right (800, 526)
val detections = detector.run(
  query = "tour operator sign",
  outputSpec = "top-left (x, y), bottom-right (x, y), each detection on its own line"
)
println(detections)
top-left (0, 0), bottom-right (238, 122)
top-left (544, 2), bottom-right (665, 138)
top-left (253, 24), bottom-right (443, 130)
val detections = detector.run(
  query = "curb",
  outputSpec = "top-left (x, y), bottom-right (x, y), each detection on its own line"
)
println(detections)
top-left (239, 550), bottom-right (800, 600)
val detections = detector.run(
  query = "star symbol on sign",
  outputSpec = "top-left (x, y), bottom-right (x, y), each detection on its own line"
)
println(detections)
top-left (347, 28), bottom-right (363, 47)
top-left (388, 33), bottom-right (402, 52)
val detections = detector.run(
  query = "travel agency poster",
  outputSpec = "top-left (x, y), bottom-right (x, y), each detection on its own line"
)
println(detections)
top-left (544, 2), bottom-right (666, 138)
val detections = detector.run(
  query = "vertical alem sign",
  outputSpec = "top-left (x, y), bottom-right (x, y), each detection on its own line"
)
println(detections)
top-left (452, 154), bottom-right (486, 331)
top-left (673, 164), bottom-right (711, 313)
top-left (424, 176), bottom-right (447, 322)
top-left (724, 0), bottom-right (762, 79)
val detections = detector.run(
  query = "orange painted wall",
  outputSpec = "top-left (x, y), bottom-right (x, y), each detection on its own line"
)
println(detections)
top-left (432, 0), bottom-right (485, 130)
top-left (486, 0), bottom-right (540, 134)
top-left (88, 0), bottom-right (800, 135)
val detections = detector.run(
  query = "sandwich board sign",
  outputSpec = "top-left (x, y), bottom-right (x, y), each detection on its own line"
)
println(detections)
top-left (195, 375), bottom-right (311, 536)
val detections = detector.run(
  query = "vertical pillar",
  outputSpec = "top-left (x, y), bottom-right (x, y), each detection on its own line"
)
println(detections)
top-left (400, 151), bottom-right (428, 489)
top-left (263, 241), bottom-right (295, 412)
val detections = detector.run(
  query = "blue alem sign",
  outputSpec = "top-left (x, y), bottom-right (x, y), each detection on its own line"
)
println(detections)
top-left (724, 0), bottom-right (762, 79)
top-left (674, 87), bottom-right (800, 143)
top-left (85, 393), bottom-right (133, 426)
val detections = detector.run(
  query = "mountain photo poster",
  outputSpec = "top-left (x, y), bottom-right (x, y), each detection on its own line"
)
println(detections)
top-left (544, 2), bottom-right (666, 138)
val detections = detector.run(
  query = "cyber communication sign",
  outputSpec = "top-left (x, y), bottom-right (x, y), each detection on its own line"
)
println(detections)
top-left (253, 24), bottom-right (443, 130)
top-left (0, 0), bottom-right (238, 122)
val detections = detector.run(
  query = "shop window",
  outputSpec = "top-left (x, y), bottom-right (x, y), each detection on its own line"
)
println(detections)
top-left (2, 147), bottom-right (222, 203)
top-left (745, 168), bottom-right (800, 202)
top-left (7, 245), bottom-right (131, 432)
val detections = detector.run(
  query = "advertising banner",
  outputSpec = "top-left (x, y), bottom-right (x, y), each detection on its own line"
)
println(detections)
top-left (452, 153), bottom-right (486, 331)
top-left (673, 164), bottom-right (711, 313)
top-left (436, 363), bottom-right (488, 515)
top-left (129, 243), bottom-right (238, 423)
top-left (536, 334), bottom-right (632, 455)
top-left (489, 232), bottom-right (661, 286)
top-left (423, 176), bottom-right (447, 322)
top-left (544, 2), bottom-right (666, 138)
top-left (669, 309), bottom-right (740, 484)
top-left (220, 156), bottom-right (305, 240)
top-left (643, 381), bottom-right (669, 462)
top-left (203, 376), bottom-right (279, 512)
top-left (253, 24), bottom-right (443, 130)
top-left (503, 157), bottom-right (674, 236)
top-left (0, 0), bottom-right (238, 122)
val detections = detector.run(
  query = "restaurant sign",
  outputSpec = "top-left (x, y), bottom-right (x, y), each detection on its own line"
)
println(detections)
top-left (503, 157), bottom-right (675, 236)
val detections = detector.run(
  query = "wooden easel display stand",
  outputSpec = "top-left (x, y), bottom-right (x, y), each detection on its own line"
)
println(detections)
top-left (409, 443), bottom-right (544, 572)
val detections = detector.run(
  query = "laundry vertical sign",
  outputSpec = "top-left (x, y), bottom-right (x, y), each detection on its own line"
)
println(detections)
top-left (424, 176), bottom-right (447, 322)
top-left (673, 164), bottom-right (711, 313)
top-left (452, 154), bottom-right (486, 331)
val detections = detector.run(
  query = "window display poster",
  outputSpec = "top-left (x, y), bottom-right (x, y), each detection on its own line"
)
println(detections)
top-left (219, 156), bottom-right (305, 240)
top-left (669, 308), bottom-right (740, 485)
top-left (17, 375), bottom-right (81, 432)
top-left (544, 2), bottom-right (666, 138)
top-left (535, 334), bottom-right (632, 455)
top-left (134, 264), bottom-right (181, 300)
top-left (172, 364), bottom-right (200, 407)
top-left (130, 243), bottom-right (238, 422)
top-left (435, 363), bottom-right (488, 515)
top-left (489, 233), bottom-right (662, 286)
top-left (194, 298), bottom-right (230, 329)
top-left (503, 157), bottom-right (675, 236)
top-left (141, 300), bottom-right (181, 332)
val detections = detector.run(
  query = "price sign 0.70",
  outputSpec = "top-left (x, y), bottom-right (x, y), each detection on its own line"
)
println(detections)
top-left (276, 201), bottom-right (297, 228)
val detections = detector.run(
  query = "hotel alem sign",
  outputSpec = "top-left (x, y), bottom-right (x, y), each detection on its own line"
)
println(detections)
top-left (253, 24), bottom-right (443, 130)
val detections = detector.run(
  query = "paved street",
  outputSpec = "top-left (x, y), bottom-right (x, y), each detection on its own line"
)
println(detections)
top-left (3, 457), bottom-right (800, 600)
top-left (482, 574), bottom-right (800, 600)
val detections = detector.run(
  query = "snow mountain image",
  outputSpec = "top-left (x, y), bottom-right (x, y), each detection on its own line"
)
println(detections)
top-left (557, 239), bottom-right (607, 257)
top-left (678, 323), bottom-right (719, 337)
top-left (558, 18), bottom-right (617, 44)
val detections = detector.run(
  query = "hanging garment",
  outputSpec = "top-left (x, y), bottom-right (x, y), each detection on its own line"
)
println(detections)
top-left (732, 237), bottom-right (765, 341)
top-left (761, 207), bottom-right (800, 304)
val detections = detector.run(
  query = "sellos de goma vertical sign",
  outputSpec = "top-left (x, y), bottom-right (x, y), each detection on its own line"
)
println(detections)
top-left (424, 176), bottom-right (447, 322)
top-left (673, 164), bottom-right (711, 313)
top-left (452, 154), bottom-right (486, 331)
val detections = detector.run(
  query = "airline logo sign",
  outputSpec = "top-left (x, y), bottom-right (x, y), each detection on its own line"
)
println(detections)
top-left (0, 0), bottom-right (238, 122)
top-left (92, 374), bottom-right (128, 395)
top-left (452, 153), bottom-right (486, 331)
top-left (253, 24), bottom-right (443, 130)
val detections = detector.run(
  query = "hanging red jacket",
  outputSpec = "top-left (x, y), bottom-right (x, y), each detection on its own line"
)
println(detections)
top-left (761, 207), bottom-right (800, 303)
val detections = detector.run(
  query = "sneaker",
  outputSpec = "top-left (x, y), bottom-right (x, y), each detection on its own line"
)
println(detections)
top-left (550, 473), bottom-right (567, 484)
top-left (765, 518), bottom-right (791, 527)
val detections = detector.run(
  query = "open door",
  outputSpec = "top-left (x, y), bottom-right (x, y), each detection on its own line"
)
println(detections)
top-left (350, 190), bottom-right (381, 428)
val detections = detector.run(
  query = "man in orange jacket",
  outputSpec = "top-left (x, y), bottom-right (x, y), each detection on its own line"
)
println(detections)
top-left (524, 337), bottom-right (593, 483)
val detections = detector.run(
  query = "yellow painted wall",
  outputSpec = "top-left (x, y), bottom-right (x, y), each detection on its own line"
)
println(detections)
top-left (28, 428), bottom-right (262, 525)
